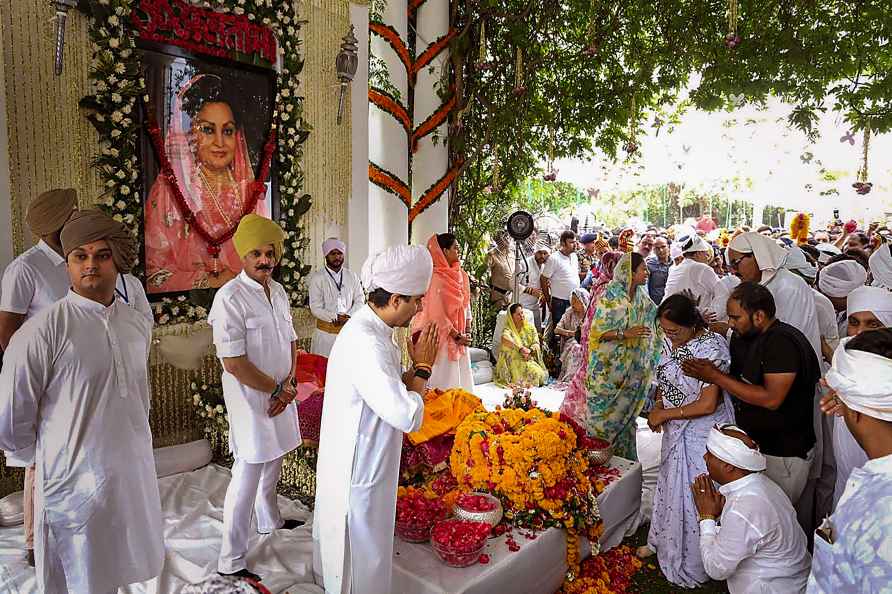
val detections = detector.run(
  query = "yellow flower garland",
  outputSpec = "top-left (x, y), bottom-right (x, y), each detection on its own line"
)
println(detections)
top-left (450, 408), bottom-right (603, 579)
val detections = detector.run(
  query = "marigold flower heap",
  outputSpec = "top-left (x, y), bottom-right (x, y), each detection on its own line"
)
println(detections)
top-left (449, 407), bottom-right (603, 577)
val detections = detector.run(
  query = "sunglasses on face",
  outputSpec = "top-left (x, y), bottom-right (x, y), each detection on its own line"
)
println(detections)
top-left (729, 253), bottom-right (753, 269)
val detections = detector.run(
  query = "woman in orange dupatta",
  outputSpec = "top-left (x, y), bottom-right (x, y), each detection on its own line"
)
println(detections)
top-left (411, 233), bottom-right (474, 392)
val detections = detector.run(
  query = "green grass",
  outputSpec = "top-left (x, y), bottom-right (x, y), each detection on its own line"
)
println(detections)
top-left (624, 525), bottom-right (729, 594)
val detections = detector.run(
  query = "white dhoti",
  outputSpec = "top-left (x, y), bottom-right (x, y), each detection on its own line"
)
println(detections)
top-left (428, 348), bottom-right (474, 393)
top-left (219, 456), bottom-right (285, 573)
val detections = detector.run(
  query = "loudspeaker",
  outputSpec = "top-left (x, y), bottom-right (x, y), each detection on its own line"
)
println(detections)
top-left (506, 211), bottom-right (535, 241)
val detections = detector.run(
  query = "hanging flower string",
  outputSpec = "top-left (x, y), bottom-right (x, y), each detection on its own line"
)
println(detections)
top-left (145, 108), bottom-right (277, 256)
top-left (853, 127), bottom-right (872, 195)
top-left (725, 0), bottom-right (741, 48)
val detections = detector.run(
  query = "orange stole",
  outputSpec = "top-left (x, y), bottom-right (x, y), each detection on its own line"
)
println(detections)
top-left (407, 388), bottom-right (483, 446)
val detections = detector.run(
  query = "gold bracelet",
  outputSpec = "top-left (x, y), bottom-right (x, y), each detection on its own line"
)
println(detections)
top-left (698, 514), bottom-right (716, 522)
top-left (413, 363), bottom-right (432, 372)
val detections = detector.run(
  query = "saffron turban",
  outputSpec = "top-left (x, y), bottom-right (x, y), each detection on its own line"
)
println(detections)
top-left (322, 237), bottom-right (346, 256)
top-left (782, 247), bottom-right (817, 281)
top-left (361, 244), bottom-right (433, 296)
top-left (869, 243), bottom-right (892, 289)
top-left (60, 209), bottom-right (136, 273)
top-left (818, 260), bottom-right (868, 298)
top-left (706, 425), bottom-right (767, 471)
top-left (846, 285), bottom-right (892, 327)
top-left (728, 232), bottom-right (788, 271)
top-left (826, 337), bottom-right (892, 422)
top-left (232, 214), bottom-right (285, 259)
top-left (26, 188), bottom-right (77, 236)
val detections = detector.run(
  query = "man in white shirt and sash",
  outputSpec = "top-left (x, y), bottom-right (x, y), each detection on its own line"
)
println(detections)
top-left (517, 242), bottom-right (549, 331)
top-left (308, 237), bottom-right (364, 357)
top-left (692, 425), bottom-right (811, 594)
top-left (313, 244), bottom-right (439, 594)
top-left (0, 209), bottom-right (164, 593)
top-left (208, 214), bottom-right (303, 581)
top-left (0, 188), bottom-right (78, 567)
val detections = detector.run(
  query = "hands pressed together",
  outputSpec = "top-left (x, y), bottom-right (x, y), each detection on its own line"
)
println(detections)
top-left (268, 376), bottom-right (297, 417)
top-left (691, 473), bottom-right (725, 518)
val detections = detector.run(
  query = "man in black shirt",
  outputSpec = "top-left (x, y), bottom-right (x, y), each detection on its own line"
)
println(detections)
top-left (682, 282), bottom-right (820, 506)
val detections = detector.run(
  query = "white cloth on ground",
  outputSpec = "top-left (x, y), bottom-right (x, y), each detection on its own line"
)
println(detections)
top-left (0, 290), bottom-right (163, 593)
top-left (308, 266), bottom-right (364, 357)
top-left (313, 305), bottom-right (425, 594)
top-left (698, 473), bottom-right (811, 594)
top-left (846, 285), bottom-right (892, 326)
top-left (218, 456), bottom-right (285, 573)
top-left (868, 243), bottom-right (892, 288)
top-left (540, 250), bottom-right (580, 300)
top-left (818, 260), bottom-right (867, 298)
top-left (208, 271), bottom-right (301, 463)
top-left (361, 244), bottom-right (433, 295)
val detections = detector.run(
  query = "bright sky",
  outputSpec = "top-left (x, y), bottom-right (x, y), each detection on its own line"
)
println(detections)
top-left (553, 97), bottom-right (892, 227)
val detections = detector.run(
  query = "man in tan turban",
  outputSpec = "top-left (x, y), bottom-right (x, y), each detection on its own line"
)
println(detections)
top-left (208, 214), bottom-right (304, 581)
top-left (0, 188), bottom-right (77, 566)
top-left (0, 208), bottom-right (164, 593)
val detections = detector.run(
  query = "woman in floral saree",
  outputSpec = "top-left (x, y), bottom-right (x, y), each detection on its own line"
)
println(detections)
top-left (560, 252), bottom-right (662, 460)
top-left (494, 303), bottom-right (548, 386)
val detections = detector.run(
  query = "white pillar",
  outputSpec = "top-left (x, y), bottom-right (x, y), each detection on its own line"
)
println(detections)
top-left (367, 0), bottom-right (409, 253)
top-left (347, 3), bottom-right (370, 271)
top-left (0, 23), bottom-right (14, 269)
top-left (409, 0), bottom-right (450, 246)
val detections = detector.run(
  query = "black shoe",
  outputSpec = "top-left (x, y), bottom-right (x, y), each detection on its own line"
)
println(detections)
top-left (218, 568), bottom-right (262, 581)
top-left (281, 519), bottom-right (305, 530)
top-left (26, 549), bottom-right (34, 567)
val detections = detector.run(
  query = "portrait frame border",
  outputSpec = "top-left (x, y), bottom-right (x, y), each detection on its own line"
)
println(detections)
top-left (80, 0), bottom-right (312, 325)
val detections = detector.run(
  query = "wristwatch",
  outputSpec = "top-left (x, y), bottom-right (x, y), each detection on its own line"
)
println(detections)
top-left (413, 366), bottom-right (432, 380)
top-left (270, 381), bottom-right (283, 400)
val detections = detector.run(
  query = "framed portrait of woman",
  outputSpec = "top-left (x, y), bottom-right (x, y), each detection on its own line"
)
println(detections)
top-left (139, 41), bottom-right (278, 295)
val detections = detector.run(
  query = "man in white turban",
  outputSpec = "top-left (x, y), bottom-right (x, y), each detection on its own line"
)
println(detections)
top-left (821, 285), bottom-right (892, 507)
top-left (313, 245), bottom-right (439, 594)
top-left (518, 241), bottom-right (550, 331)
top-left (869, 242), bottom-right (892, 289)
top-left (817, 259), bottom-right (868, 337)
top-left (662, 234), bottom-right (724, 319)
top-left (815, 242), bottom-right (841, 266)
top-left (308, 237), bottom-right (365, 357)
top-left (809, 330), bottom-right (892, 593)
top-left (728, 232), bottom-right (820, 358)
top-left (691, 425), bottom-right (811, 594)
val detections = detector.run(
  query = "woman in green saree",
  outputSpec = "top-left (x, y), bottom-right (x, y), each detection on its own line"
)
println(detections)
top-left (559, 252), bottom-right (662, 460)
top-left (494, 303), bottom-right (548, 386)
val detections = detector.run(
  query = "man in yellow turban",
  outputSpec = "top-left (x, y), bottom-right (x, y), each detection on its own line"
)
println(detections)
top-left (208, 214), bottom-right (303, 581)
top-left (0, 188), bottom-right (77, 567)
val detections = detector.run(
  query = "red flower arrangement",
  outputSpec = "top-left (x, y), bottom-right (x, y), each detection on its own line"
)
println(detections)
top-left (456, 493), bottom-right (497, 513)
top-left (395, 487), bottom-right (448, 543)
top-left (431, 519), bottom-right (491, 567)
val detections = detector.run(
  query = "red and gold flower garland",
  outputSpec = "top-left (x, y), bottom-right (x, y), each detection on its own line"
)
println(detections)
top-left (369, 161), bottom-right (411, 207)
top-left (369, 88), bottom-right (411, 134)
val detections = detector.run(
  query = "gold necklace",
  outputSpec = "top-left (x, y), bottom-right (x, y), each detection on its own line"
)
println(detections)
top-left (198, 165), bottom-right (243, 228)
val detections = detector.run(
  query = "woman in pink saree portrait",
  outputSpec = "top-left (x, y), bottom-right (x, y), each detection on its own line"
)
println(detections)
top-left (144, 73), bottom-right (268, 293)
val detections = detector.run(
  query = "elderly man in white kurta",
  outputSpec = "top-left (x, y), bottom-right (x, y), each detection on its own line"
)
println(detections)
top-left (0, 209), bottom-right (163, 594)
top-left (692, 425), bottom-right (811, 594)
top-left (0, 188), bottom-right (77, 567)
top-left (308, 237), bottom-right (364, 357)
top-left (662, 234), bottom-right (722, 316)
top-left (208, 214), bottom-right (303, 582)
top-left (313, 244), bottom-right (439, 594)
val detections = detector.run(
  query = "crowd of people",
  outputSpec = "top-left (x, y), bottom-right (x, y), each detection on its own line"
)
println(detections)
top-left (2, 190), bottom-right (891, 594)
top-left (485, 213), bottom-right (892, 593)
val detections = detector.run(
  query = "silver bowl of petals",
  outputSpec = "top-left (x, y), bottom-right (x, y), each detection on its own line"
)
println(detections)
top-left (586, 438), bottom-right (614, 467)
top-left (452, 492), bottom-right (503, 529)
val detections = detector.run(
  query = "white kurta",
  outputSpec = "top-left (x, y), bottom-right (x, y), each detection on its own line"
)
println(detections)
top-left (308, 266), bottom-right (364, 357)
top-left (764, 268), bottom-right (822, 359)
top-left (117, 272), bottom-right (154, 325)
top-left (0, 240), bottom-right (71, 468)
top-left (208, 271), bottom-right (301, 464)
top-left (699, 473), bottom-right (811, 594)
top-left (0, 291), bottom-right (164, 593)
top-left (313, 305), bottom-right (425, 594)
top-left (662, 258), bottom-right (721, 316)
top-left (813, 289), bottom-right (839, 354)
